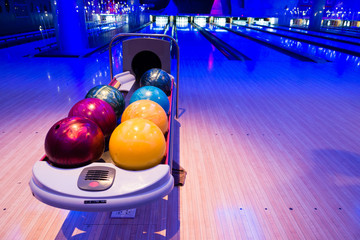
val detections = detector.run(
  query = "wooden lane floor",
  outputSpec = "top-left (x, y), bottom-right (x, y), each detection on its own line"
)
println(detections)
top-left (176, 57), bottom-right (360, 239)
top-left (0, 23), bottom-right (360, 239)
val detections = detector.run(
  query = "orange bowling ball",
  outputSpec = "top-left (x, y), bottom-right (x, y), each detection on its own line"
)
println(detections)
top-left (109, 118), bottom-right (166, 170)
top-left (121, 99), bottom-right (168, 134)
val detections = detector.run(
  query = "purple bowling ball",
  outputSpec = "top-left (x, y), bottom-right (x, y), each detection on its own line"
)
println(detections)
top-left (68, 98), bottom-right (117, 137)
top-left (45, 117), bottom-right (105, 168)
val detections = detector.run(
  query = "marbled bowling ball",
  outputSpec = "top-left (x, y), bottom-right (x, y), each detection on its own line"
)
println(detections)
top-left (129, 86), bottom-right (170, 113)
top-left (85, 85), bottom-right (125, 118)
top-left (45, 117), bottom-right (105, 168)
top-left (121, 100), bottom-right (168, 134)
top-left (68, 98), bottom-right (117, 137)
top-left (140, 68), bottom-right (171, 96)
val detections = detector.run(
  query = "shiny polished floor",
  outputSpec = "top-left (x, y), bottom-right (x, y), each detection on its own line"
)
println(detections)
top-left (0, 21), bottom-right (360, 239)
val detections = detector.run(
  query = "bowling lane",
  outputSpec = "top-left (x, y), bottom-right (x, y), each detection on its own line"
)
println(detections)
top-left (245, 24), bottom-right (360, 54)
top-left (137, 21), bottom-right (168, 34)
top-left (321, 27), bottom-right (360, 37)
top-left (219, 24), bottom-right (334, 61)
top-left (264, 25), bottom-right (360, 45)
top-left (204, 24), bottom-right (300, 62)
top-left (176, 22), bottom-right (229, 61)
top-left (225, 24), bottom-right (360, 66)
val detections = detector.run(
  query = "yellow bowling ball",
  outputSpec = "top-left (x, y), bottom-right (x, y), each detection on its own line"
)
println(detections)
top-left (121, 99), bottom-right (168, 134)
top-left (109, 118), bottom-right (166, 170)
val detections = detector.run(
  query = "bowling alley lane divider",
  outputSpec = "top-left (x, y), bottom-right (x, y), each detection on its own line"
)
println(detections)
top-left (214, 23), bottom-right (326, 63)
top-left (234, 23), bottom-right (360, 58)
top-left (258, 24), bottom-right (360, 47)
top-left (191, 22), bottom-right (251, 61)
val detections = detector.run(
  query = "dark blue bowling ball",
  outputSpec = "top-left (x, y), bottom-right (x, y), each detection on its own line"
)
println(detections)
top-left (140, 68), bottom-right (171, 96)
top-left (85, 85), bottom-right (125, 119)
top-left (130, 86), bottom-right (170, 113)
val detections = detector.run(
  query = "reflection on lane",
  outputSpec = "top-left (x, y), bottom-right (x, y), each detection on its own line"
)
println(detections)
top-left (176, 22), bottom-right (229, 62)
top-left (322, 27), bottom-right (360, 36)
top-left (228, 24), bottom-right (360, 67)
top-left (248, 24), bottom-right (360, 52)
top-left (205, 24), bottom-right (295, 62)
top-left (268, 25), bottom-right (360, 44)
top-left (138, 22), bottom-right (166, 34)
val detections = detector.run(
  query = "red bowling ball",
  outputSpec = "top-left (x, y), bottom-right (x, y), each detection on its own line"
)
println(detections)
top-left (68, 98), bottom-right (117, 137)
top-left (45, 116), bottom-right (105, 168)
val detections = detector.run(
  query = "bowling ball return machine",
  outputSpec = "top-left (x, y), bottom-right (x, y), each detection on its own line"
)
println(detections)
top-left (29, 33), bottom-right (180, 212)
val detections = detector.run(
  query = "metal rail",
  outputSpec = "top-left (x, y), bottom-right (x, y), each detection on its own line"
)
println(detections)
top-left (109, 33), bottom-right (180, 118)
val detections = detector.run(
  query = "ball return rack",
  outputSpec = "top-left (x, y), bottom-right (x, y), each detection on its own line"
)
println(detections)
top-left (29, 33), bottom-right (180, 212)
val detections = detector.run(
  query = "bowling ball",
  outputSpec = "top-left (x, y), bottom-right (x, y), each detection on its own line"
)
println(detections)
top-left (121, 100), bottom-right (168, 134)
top-left (85, 85), bottom-right (125, 119)
top-left (68, 98), bottom-right (117, 137)
top-left (45, 117), bottom-right (105, 168)
top-left (129, 86), bottom-right (170, 113)
top-left (109, 118), bottom-right (166, 170)
top-left (140, 68), bottom-right (172, 96)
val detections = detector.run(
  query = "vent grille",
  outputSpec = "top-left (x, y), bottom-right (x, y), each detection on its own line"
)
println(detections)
top-left (78, 166), bottom-right (116, 191)
top-left (85, 170), bottom-right (109, 181)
